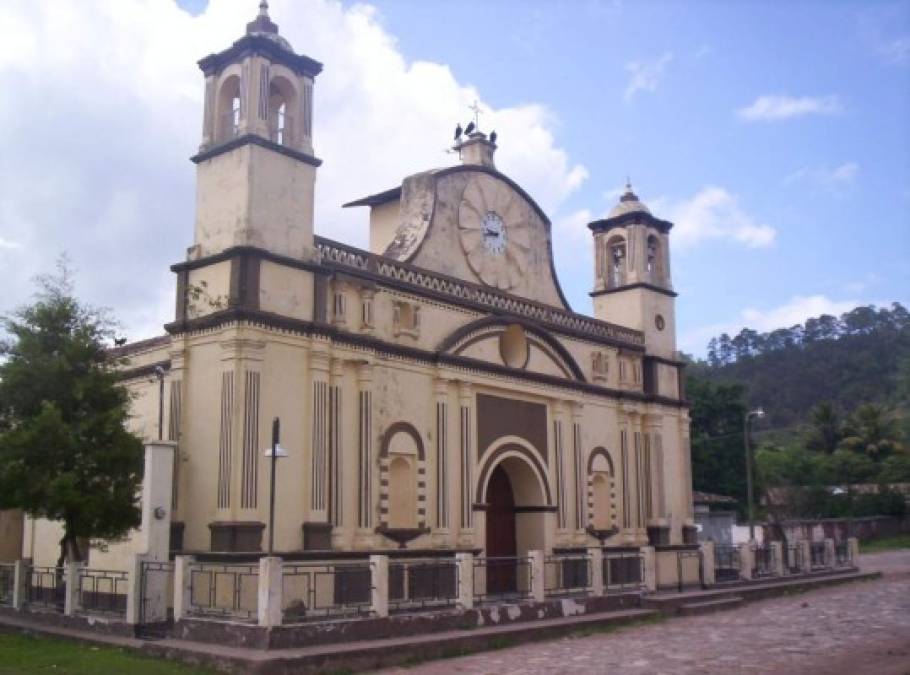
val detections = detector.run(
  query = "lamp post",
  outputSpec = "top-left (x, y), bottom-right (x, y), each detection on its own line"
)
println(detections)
top-left (154, 366), bottom-right (166, 441)
top-left (744, 408), bottom-right (765, 542)
top-left (264, 417), bottom-right (287, 555)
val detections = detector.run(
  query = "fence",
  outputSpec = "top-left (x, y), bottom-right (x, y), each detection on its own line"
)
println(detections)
top-left (139, 560), bottom-right (174, 628)
top-left (78, 568), bottom-right (129, 617)
top-left (25, 566), bottom-right (65, 612)
top-left (810, 542), bottom-right (829, 570)
top-left (544, 554), bottom-right (591, 598)
top-left (714, 545), bottom-right (740, 583)
top-left (834, 541), bottom-right (852, 568)
top-left (0, 564), bottom-right (14, 607)
top-left (473, 556), bottom-right (532, 604)
top-left (282, 561), bottom-right (373, 622)
top-left (602, 550), bottom-right (644, 592)
top-left (752, 545), bottom-right (776, 579)
top-left (783, 542), bottom-right (803, 574)
top-left (389, 559), bottom-right (458, 613)
top-left (187, 562), bottom-right (259, 621)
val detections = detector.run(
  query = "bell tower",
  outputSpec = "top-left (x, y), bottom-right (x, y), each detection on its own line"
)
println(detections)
top-left (588, 183), bottom-right (677, 360)
top-left (190, 1), bottom-right (323, 261)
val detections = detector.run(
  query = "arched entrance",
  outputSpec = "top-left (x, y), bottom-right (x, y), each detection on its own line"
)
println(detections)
top-left (485, 465), bottom-right (517, 593)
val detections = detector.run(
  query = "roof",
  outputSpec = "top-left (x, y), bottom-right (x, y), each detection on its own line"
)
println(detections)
top-left (343, 186), bottom-right (402, 208)
top-left (107, 334), bottom-right (171, 359)
top-left (608, 182), bottom-right (651, 218)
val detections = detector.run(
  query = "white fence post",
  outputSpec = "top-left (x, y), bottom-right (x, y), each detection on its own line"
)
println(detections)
top-left (824, 538), bottom-right (835, 568)
top-left (799, 540), bottom-right (811, 573)
top-left (641, 546), bottom-right (656, 592)
top-left (737, 543), bottom-right (754, 581)
top-left (63, 562), bottom-right (82, 617)
top-left (12, 560), bottom-right (27, 610)
top-left (847, 537), bottom-right (859, 567)
top-left (700, 542), bottom-right (716, 586)
top-left (455, 552), bottom-right (474, 610)
top-left (258, 556), bottom-right (283, 627)
top-left (125, 554), bottom-right (143, 625)
top-left (370, 555), bottom-right (389, 618)
top-left (770, 542), bottom-right (784, 577)
top-left (173, 555), bottom-right (194, 622)
top-left (588, 547), bottom-right (604, 597)
top-left (528, 550), bottom-right (545, 602)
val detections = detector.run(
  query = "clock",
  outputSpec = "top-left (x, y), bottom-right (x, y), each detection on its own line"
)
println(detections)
top-left (458, 174), bottom-right (530, 289)
top-left (481, 211), bottom-right (506, 255)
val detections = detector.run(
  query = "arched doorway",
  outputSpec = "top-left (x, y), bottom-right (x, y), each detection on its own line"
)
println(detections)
top-left (485, 465), bottom-right (517, 593)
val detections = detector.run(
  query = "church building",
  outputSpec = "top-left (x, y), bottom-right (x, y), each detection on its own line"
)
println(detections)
top-left (20, 3), bottom-right (694, 567)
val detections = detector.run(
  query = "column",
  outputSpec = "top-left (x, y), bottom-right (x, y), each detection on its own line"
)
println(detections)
top-left (641, 546), bottom-right (656, 592)
top-left (63, 562), bottom-right (82, 617)
top-left (572, 404), bottom-right (585, 533)
top-left (357, 363), bottom-right (374, 530)
top-left (588, 547), bottom-right (604, 597)
top-left (798, 540), bottom-right (811, 573)
top-left (824, 539), bottom-right (835, 568)
top-left (434, 378), bottom-right (450, 531)
top-left (370, 555), bottom-right (389, 618)
top-left (770, 541), bottom-right (784, 577)
top-left (141, 441), bottom-right (176, 561)
top-left (329, 359), bottom-right (344, 528)
top-left (738, 543), bottom-right (754, 581)
top-left (528, 550), bottom-right (546, 603)
top-left (12, 560), bottom-right (27, 610)
top-left (167, 346), bottom-right (185, 513)
top-left (553, 402), bottom-right (567, 531)
top-left (458, 382), bottom-right (474, 533)
top-left (700, 541), bottom-right (716, 586)
top-left (173, 555), bottom-right (194, 622)
top-left (309, 349), bottom-right (331, 522)
top-left (848, 537), bottom-right (859, 568)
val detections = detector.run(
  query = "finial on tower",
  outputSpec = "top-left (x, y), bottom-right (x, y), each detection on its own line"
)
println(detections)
top-left (259, 0), bottom-right (270, 18)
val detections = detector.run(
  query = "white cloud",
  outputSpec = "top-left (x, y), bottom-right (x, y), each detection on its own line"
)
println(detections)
top-left (623, 52), bottom-right (673, 102)
top-left (0, 236), bottom-right (20, 250)
top-left (654, 186), bottom-right (776, 249)
top-left (680, 295), bottom-right (869, 355)
top-left (0, 0), bottom-right (587, 340)
top-left (737, 94), bottom-right (842, 122)
top-left (785, 162), bottom-right (859, 186)
top-left (880, 36), bottom-right (910, 65)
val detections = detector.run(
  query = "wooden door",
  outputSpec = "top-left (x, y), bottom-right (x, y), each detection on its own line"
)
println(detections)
top-left (485, 465), bottom-right (517, 594)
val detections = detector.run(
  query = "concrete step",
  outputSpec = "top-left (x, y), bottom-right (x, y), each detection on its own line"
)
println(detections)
top-left (678, 596), bottom-right (744, 616)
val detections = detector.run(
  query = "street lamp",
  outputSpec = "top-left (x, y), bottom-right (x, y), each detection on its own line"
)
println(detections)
top-left (263, 417), bottom-right (288, 556)
top-left (153, 366), bottom-right (166, 441)
top-left (744, 408), bottom-right (765, 542)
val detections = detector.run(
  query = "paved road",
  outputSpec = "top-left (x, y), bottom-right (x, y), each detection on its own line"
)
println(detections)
top-left (376, 550), bottom-right (910, 675)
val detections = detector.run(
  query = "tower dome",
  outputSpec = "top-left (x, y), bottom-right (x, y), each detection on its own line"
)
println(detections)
top-left (245, 1), bottom-right (293, 52)
top-left (608, 181), bottom-right (651, 218)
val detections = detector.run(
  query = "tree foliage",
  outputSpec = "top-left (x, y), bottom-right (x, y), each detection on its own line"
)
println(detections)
top-left (0, 265), bottom-right (144, 564)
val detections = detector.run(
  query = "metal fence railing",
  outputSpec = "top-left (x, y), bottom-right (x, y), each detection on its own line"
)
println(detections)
top-left (602, 550), bottom-right (644, 592)
top-left (544, 554), bottom-right (591, 598)
top-left (810, 542), bottom-right (829, 570)
top-left (25, 566), bottom-right (65, 612)
top-left (714, 545), bottom-right (740, 583)
top-left (187, 563), bottom-right (259, 621)
top-left (389, 559), bottom-right (457, 613)
top-left (77, 568), bottom-right (129, 617)
top-left (0, 563), bottom-right (14, 607)
top-left (834, 541), bottom-right (852, 568)
top-left (752, 545), bottom-right (776, 579)
top-left (282, 562), bottom-right (373, 622)
top-left (472, 556), bottom-right (532, 604)
top-left (783, 542), bottom-right (804, 574)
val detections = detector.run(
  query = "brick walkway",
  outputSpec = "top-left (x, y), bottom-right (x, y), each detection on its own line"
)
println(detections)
top-left (377, 550), bottom-right (910, 675)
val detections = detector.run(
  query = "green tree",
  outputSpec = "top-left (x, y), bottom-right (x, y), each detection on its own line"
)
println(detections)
top-left (0, 265), bottom-right (144, 565)
top-left (839, 403), bottom-right (904, 460)
top-left (804, 402), bottom-right (843, 454)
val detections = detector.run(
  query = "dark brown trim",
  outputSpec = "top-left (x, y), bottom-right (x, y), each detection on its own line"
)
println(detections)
top-left (655, 543), bottom-right (699, 552)
top-left (590, 282), bottom-right (678, 298)
top-left (587, 210), bottom-right (673, 234)
top-left (645, 354), bottom-right (687, 368)
top-left (164, 308), bottom-right (688, 408)
top-left (379, 421), bottom-right (425, 460)
top-left (175, 269), bottom-right (189, 323)
top-left (514, 505), bottom-right (558, 513)
top-left (191, 134), bottom-right (323, 167)
top-left (587, 447), bottom-right (614, 474)
top-left (588, 281), bottom-right (679, 298)
top-left (474, 443), bottom-right (554, 505)
top-left (171, 245), bottom-right (320, 274)
top-left (198, 34), bottom-right (323, 78)
top-left (343, 187), bottom-right (402, 208)
top-left (229, 253), bottom-right (261, 310)
top-left (439, 316), bottom-right (591, 380)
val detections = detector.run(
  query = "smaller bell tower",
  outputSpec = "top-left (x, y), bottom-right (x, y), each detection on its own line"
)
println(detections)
top-left (588, 183), bottom-right (677, 360)
top-left (190, 1), bottom-right (323, 261)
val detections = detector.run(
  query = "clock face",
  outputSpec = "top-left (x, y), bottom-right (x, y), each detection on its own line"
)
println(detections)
top-left (458, 174), bottom-right (530, 290)
top-left (481, 211), bottom-right (506, 255)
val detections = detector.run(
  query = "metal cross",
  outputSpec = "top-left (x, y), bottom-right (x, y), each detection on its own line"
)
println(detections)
top-left (469, 100), bottom-right (482, 129)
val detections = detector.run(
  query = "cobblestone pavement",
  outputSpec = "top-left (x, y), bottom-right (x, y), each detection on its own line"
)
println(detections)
top-left (377, 550), bottom-right (910, 675)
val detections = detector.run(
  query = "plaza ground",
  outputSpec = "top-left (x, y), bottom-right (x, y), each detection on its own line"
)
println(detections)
top-left (0, 550), bottom-right (907, 674)
top-left (376, 549), bottom-right (910, 675)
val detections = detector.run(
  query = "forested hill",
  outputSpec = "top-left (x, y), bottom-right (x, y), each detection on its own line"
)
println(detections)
top-left (687, 303), bottom-right (910, 431)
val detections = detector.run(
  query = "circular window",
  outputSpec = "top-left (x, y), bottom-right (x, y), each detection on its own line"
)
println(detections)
top-left (655, 315), bottom-right (666, 331)
top-left (499, 324), bottom-right (529, 369)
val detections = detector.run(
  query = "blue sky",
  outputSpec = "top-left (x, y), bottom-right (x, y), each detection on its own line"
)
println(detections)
top-left (1, 0), bottom-right (908, 355)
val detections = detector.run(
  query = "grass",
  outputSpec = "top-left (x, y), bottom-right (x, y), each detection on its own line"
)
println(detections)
top-left (859, 534), bottom-right (910, 553)
top-left (0, 632), bottom-right (217, 675)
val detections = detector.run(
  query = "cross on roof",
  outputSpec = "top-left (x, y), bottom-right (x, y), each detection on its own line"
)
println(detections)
top-left (468, 100), bottom-right (482, 130)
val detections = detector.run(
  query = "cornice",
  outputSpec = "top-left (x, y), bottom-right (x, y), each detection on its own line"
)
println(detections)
top-left (191, 134), bottom-right (322, 167)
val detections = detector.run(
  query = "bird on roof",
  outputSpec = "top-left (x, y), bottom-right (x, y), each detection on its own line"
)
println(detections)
top-left (489, 130), bottom-right (497, 144)
top-left (454, 123), bottom-right (463, 142)
top-left (464, 121), bottom-right (475, 136)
